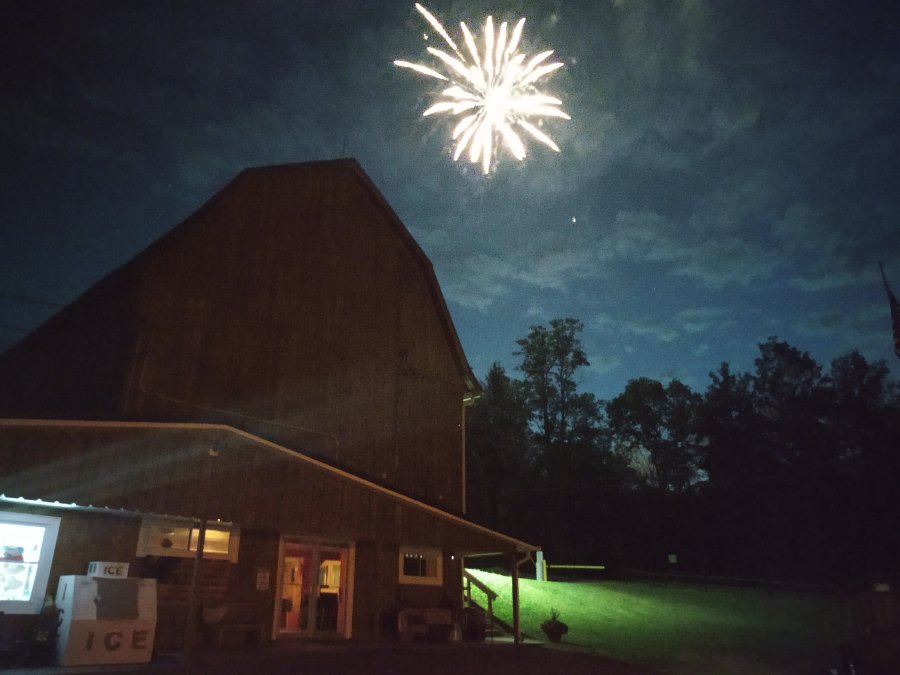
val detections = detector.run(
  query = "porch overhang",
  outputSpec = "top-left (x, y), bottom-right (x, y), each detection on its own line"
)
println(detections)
top-left (0, 418), bottom-right (537, 556)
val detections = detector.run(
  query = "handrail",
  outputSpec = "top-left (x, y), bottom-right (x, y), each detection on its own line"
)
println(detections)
top-left (548, 564), bottom-right (606, 570)
top-left (463, 570), bottom-right (498, 601)
top-left (463, 570), bottom-right (497, 643)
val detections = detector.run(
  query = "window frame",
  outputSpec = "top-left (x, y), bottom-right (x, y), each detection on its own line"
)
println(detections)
top-left (398, 547), bottom-right (443, 586)
top-left (0, 511), bottom-right (61, 615)
top-left (136, 518), bottom-right (240, 562)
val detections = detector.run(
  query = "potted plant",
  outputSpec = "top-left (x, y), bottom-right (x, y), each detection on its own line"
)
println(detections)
top-left (540, 608), bottom-right (569, 643)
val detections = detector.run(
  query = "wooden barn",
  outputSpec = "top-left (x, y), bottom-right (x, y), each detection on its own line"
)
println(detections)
top-left (0, 159), bottom-right (536, 653)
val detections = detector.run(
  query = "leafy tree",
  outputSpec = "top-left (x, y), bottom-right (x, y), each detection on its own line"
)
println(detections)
top-left (826, 350), bottom-right (900, 578)
top-left (466, 324), bottom-right (900, 583)
top-left (697, 363), bottom-right (759, 488)
top-left (752, 337), bottom-right (832, 464)
top-left (696, 362), bottom-right (768, 577)
top-left (514, 317), bottom-right (591, 451)
top-left (829, 350), bottom-right (892, 460)
top-left (692, 344), bottom-right (900, 582)
top-left (465, 363), bottom-right (530, 531)
top-left (604, 377), bottom-right (703, 572)
top-left (509, 318), bottom-right (626, 562)
top-left (606, 377), bottom-right (701, 493)
top-left (753, 338), bottom-right (837, 578)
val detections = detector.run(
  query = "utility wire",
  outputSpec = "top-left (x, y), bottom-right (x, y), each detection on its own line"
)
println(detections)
top-left (0, 292), bottom-right (66, 307)
top-left (0, 323), bottom-right (31, 333)
top-left (0, 293), bottom-right (62, 335)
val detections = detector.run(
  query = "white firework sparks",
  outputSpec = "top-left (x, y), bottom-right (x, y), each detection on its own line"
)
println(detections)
top-left (395, 3), bottom-right (570, 174)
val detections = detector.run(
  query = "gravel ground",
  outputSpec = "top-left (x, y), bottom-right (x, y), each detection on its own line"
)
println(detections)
top-left (9, 640), bottom-right (665, 675)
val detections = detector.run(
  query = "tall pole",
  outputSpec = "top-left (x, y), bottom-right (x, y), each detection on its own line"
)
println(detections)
top-left (510, 551), bottom-right (521, 644)
top-left (373, 539), bottom-right (382, 643)
top-left (372, 499), bottom-right (382, 643)
top-left (183, 448), bottom-right (217, 659)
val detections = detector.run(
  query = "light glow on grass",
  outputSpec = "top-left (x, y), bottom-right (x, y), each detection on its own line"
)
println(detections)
top-left (468, 569), bottom-right (849, 674)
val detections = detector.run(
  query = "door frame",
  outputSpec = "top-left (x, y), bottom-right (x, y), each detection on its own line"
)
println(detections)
top-left (272, 536), bottom-right (355, 640)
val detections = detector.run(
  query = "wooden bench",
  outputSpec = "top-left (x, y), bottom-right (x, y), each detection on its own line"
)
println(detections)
top-left (397, 607), bottom-right (453, 641)
top-left (201, 602), bottom-right (264, 647)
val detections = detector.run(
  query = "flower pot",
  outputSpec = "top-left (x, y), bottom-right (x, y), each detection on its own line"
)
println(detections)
top-left (540, 619), bottom-right (568, 643)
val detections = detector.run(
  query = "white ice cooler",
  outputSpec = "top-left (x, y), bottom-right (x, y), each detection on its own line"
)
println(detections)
top-left (55, 575), bottom-right (157, 666)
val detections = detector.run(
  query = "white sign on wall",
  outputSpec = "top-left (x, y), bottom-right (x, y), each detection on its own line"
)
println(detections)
top-left (87, 561), bottom-right (130, 578)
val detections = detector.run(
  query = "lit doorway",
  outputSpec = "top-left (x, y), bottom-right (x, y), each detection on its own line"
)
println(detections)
top-left (278, 540), bottom-right (352, 638)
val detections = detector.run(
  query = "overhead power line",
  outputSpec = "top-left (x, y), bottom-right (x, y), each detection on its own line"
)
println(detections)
top-left (0, 323), bottom-right (31, 334)
top-left (0, 292), bottom-right (66, 308)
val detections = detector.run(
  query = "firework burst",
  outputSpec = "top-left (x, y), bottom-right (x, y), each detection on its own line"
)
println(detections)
top-left (395, 3), bottom-right (570, 174)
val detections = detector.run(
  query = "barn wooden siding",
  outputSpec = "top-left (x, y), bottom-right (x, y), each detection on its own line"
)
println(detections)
top-left (0, 421), bottom-right (529, 556)
top-left (0, 271), bottom-right (141, 419)
top-left (0, 159), bottom-right (478, 512)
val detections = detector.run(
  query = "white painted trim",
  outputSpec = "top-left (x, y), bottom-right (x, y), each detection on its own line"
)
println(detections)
top-left (272, 536), bottom-right (287, 641)
top-left (0, 511), bottom-right (61, 615)
top-left (398, 546), bottom-right (443, 586)
top-left (135, 518), bottom-right (239, 562)
top-left (276, 539), bottom-right (353, 639)
top-left (0, 494), bottom-right (231, 528)
top-left (460, 401), bottom-right (466, 515)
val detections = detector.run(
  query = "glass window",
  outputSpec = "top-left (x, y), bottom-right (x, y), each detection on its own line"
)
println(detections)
top-left (398, 548), bottom-right (443, 586)
top-left (0, 512), bottom-right (60, 615)
top-left (136, 519), bottom-right (239, 561)
top-left (402, 553), bottom-right (427, 577)
top-left (318, 559), bottom-right (341, 591)
top-left (189, 527), bottom-right (230, 556)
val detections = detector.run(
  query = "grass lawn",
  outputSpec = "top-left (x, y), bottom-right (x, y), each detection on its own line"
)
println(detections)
top-left (468, 570), bottom-right (850, 675)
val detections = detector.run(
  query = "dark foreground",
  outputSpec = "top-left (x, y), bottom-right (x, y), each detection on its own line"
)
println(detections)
top-left (7, 640), bottom-right (664, 675)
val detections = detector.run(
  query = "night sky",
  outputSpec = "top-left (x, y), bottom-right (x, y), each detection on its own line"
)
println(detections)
top-left (2, 0), bottom-right (898, 400)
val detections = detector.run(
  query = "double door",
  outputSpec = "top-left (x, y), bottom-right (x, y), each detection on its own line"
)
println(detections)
top-left (279, 540), bottom-right (349, 637)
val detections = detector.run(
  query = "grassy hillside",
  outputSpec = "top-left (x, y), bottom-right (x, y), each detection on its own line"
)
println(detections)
top-left (468, 570), bottom-right (850, 675)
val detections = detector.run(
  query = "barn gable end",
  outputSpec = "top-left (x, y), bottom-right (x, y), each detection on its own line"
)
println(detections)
top-left (0, 159), bottom-right (479, 510)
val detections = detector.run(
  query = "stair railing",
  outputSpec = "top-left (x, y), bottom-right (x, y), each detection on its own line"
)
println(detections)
top-left (463, 570), bottom-right (497, 640)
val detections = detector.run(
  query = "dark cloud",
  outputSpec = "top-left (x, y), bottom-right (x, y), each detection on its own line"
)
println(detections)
top-left (1, 0), bottom-right (898, 398)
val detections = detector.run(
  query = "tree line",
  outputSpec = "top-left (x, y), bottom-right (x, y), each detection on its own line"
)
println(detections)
top-left (465, 318), bottom-right (900, 585)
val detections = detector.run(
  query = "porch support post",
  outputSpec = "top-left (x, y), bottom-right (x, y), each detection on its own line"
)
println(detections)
top-left (374, 539), bottom-right (382, 643)
top-left (510, 550), bottom-right (521, 644)
top-left (184, 517), bottom-right (207, 655)
top-left (183, 448), bottom-right (217, 659)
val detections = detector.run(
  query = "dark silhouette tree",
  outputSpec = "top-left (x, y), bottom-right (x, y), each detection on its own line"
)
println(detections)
top-left (698, 363), bottom-right (759, 488)
top-left (466, 323), bottom-right (900, 583)
top-left (826, 350), bottom-right (900, 579)
top-left (695, 362), bottom-right (763, 576)
top-left (465, 363), bottom-right (530, 532)
top-left (514, 317), bottom-right (591, 452)
top-left (508, 318), bottom-right (625, 563)
top-left (603, 377), bottom-right (702, 571)
top-left (606, 377), bottom-right (701, 493)
top-left (750, 338), bottom-right (834, 580)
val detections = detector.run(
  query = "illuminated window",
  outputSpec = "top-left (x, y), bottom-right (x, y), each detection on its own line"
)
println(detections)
top-left (399, 547), bottom-right (442, 586)
top-left (0, 512), bottom-right (60, 615)
top-left (319, 559), bottom-right (341, 592)
top-left (189, 527), bottom-right (231, 556)
top-left (136, 519), bottom-right (239, 562)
